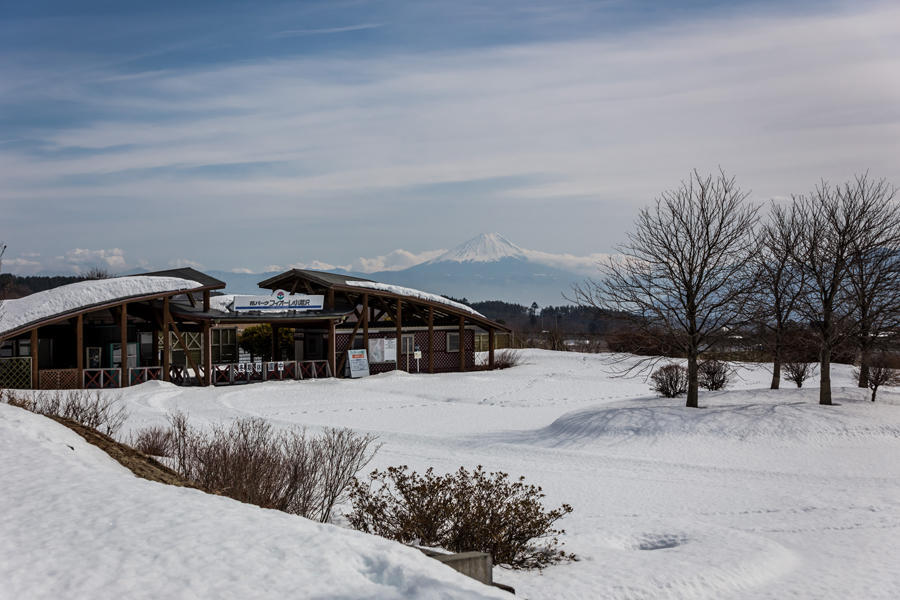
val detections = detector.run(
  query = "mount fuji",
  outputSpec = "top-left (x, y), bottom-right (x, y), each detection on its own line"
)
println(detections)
top-left (362, 233), bottom-right (599, 306)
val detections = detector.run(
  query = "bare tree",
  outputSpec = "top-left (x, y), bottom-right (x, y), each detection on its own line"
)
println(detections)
top-left (854, 353), bottom-right (900, 402)
top-left (845, 177), bottom-right (900, 388)
top-left (752, 203), bottom-right (807, 389)
top-left (791, 175), bottom-right (900, 405)
top-left (571, 170), bottom-right (759, 408)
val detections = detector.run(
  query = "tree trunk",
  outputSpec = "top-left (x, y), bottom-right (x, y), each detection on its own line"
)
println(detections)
top-left (819, 346), bottom-right (833, 406)
top-left (770, 330), bottom-right (782, 389)
top-left (685, 353), bottom-right (699, 408)
top-left (858, 362), bottom-right (870, 389)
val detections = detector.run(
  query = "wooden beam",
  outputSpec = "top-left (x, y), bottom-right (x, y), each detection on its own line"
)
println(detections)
top-left (162, 297), bottom-right (171, 382)
top-left (458, 315), bottom-right (466, 373)
top-left (428, 307), bottom-right (434, 374)
top-left (335, 314), bottom-right (365, 376)
top-left (202, 320), bottom-right (212, 386)
top-left (31, 327), bottom-right (39, 390)
top-left (271, 324), bottom-right (280, 362)
top-left (326, 289), bottom-right (335, 311)
top-left (76, 314), bottom-right (84, 388)
top-left (290, 280), bottom-right (299, 295)
top-left (120, 303), bottom-right (129, 387)
top-left (362, 293), bottom-right (369, 353)
top-left (327, 320), bottom-right (336, 377)
top-left (396, 298), bottom-right (402, 372)
top-left (488, 328), bottom-right (495, 370)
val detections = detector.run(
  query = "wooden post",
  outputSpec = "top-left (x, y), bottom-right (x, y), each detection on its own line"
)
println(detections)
top-left (202, 320), bottom-right (212, 386)
top-left (458, 316), bottom-right (466, 372)
top-left (120, 303), bottom-right (129, 387)
top-left (271, 324), bottom-right (280, 362)
top-left (203, 290), bottom-right (210, 312)
top-left (162, 298), bottom-right (171, 381)
top-left (30, 327), bottom-right (39, 390)
top-left (488, 328), bottom-right (495, 370)
top-left (326, 289), bottom-right (335, 310)
top-left (396, 299), bottom-right (402, 372)
top-left (362, 294), bottom-right (369, 352)
top-left (327, 320), bottom-right (336, 377)
top-left (76, 314), bottom-right (84, 388)
top-left (428, 307), bottom-right (434, 374)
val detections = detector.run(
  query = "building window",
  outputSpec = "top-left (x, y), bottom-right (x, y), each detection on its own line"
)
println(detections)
top-left (446, 332), bottom-right (460, 353)
top-left (401, 334), bottom-right (415, 354)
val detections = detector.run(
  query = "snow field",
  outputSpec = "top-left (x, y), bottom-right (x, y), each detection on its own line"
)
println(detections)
top-left (6, 350), bottom-right (900, 599)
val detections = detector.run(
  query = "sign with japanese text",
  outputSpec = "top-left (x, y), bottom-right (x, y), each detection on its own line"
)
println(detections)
top-left (347, 349), bottom-right (370, 378)
top-left (232, 290), bottom-right (324, 312)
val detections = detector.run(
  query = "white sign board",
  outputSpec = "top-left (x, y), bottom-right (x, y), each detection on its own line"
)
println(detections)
top-left (368, 339), bottom-right (384, 363)
top-left (367, 338), bottom-right (397, 363)
top-left (347, 349), bottom-right (370, 378)
top-left (232, 290), bottom-right (324, 312)
top-left (384, 338), bottom-right (397, 362)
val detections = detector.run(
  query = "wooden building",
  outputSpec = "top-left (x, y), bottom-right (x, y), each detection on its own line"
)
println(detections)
top-left (0, 267), bottom-right (508, 390)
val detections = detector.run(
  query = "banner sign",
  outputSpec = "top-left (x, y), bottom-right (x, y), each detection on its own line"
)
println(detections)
top-left (232, 290), bottom-right (324, 312)
top-left (347, 349), bottom-right (370, 378)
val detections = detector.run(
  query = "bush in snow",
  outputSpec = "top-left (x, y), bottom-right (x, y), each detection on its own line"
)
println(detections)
top-left (698, 359), bottom-right (731, 391)
top-left (853, 354), bottom-right (900, 402)
top-left (783, 361), bottom-right (816, 388)
top-left (160, 414), bottom-right (379, 523)
top-left (650, 364), bottom-right (688, 397)
top-left (492, 348), bottom-right (522, 369)
top-left (4, 389), bottom-right (127, 436)
top-left (130, 425), bottom-right (173, 457)
top-left (348, 465), bottom-right (575, 570)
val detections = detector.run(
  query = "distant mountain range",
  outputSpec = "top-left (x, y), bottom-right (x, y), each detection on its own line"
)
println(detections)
top-left (207, 233), bottom-right (603, 307)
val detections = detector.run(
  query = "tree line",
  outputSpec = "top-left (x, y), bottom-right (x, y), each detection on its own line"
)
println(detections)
top-left (571, 170), bottom-right (900, 408)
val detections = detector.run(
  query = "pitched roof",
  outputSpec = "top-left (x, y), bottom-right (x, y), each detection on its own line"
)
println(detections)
top-left (138, 267), bottom-right (226, 290)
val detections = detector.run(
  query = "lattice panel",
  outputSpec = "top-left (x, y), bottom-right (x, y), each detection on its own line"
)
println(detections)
top-left (0, 357), bottom-right (32, 389)
top-left (39, 369), bottom-right (80, 390)
top-left (337, 330), bottom-right (474, 374)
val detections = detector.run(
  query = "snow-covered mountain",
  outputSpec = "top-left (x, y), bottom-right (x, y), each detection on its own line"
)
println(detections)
top-left (365, 233), bottom-right (596, 306)
top-left (205, 233), bottom-right (603, 306)
top-left (429, 232), bottom-right (527, 264)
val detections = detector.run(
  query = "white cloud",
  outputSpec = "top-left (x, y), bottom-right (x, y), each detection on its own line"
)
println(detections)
top-left (167, 258), bottom-right (205, 269)
top-left (352, 249), bottom-right (446, 273)
top-left (57, 248), bottom-right (127, 273)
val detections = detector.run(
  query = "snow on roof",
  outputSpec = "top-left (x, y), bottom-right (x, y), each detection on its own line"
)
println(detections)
top-left (344, 280), bottom-right (485, 318)
top-left (0, 276), bottom-right (203, 336)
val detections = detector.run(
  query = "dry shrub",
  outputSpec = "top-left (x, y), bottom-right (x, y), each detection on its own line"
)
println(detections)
top-left (783, 361), bottom-right (816, 388)
top-left (130, 425), bottom-right (173, 457)
top-left (698, 359), bottom-right (731, 391)
top-left (493, 349), bottom-right (522, 370)
top-left (854, 353), bottom-right (900, 402)
top-left (348, 465), bottom-right (575, 570)
top-left (3, 389), bottom-right (127, 436)
top-left (651, 364), bottom-right (688, 397)
top-left (165, 413), bottom-right (378, 522)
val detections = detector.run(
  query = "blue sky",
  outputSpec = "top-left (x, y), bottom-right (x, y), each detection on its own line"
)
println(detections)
top-left (1, 0), bottom-right (898, 275)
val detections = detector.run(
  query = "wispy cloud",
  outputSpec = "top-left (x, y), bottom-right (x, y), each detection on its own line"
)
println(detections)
top-left (273, 23), bottom-right (383, 37)
top-left (1, 2), bottom-right (898, 272)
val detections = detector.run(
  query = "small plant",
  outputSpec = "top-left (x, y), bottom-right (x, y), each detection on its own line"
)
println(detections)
top-left (651, 364), bottom-right (688, 397)
top-left (854, 354), bottom-right (900, 402)
top-left (783, 361), bottom-right (816, 388)
top-left (493, 349), bottom-right (522, 370)
top-left (131, 425), bottom-right (173, 456)
top-left (348, 465), bottom-right (575, 570)
top-left (163, 414), bottom-right (379, 523)
top-left (698, 359), bottom-right (731, 391)
top-left (4, 389), bottom-right (127, 435)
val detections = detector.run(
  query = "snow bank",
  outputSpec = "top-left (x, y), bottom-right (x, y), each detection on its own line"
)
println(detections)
top-left (0, 276), bottom-right (202, 336)
top-left (0, 403), bottom-right (507, 599)
top-left (344, 280), bottom-right (485, 317)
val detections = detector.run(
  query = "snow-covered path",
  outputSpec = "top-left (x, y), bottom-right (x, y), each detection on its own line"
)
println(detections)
top-left (14, 350), bottom-right (900, 599)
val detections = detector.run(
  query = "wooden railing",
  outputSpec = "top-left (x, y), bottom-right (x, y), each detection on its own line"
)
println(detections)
top-left (83, 368), bottom-right (121, 389)
top-left (211, 360), bottom-right (331, 386)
